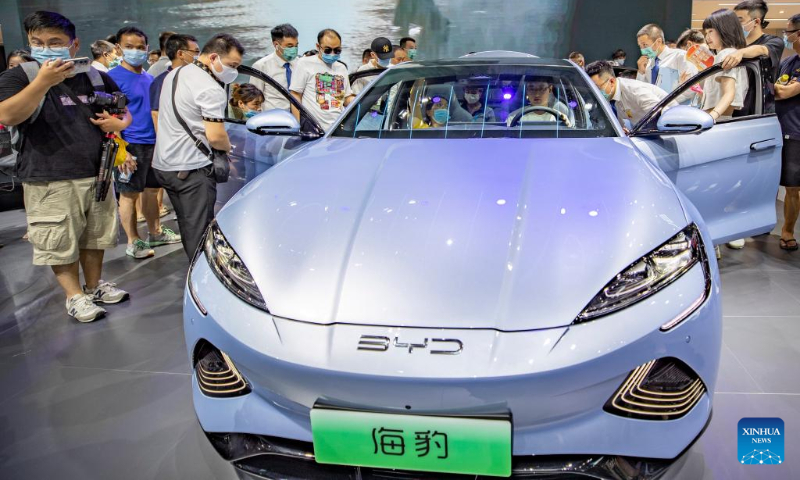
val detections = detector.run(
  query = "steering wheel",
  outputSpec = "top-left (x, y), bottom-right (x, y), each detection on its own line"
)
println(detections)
top-left (508, 106), bottom-right (573, 128)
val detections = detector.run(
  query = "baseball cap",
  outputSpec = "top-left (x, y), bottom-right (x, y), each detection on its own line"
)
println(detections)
top-left (371, 37), bottom-right (393, 60)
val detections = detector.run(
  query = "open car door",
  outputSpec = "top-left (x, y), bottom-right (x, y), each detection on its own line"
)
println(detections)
top-left (217, 65), bottom-right (326, 209)
top-left (630, 58), bottom-right (781, 245)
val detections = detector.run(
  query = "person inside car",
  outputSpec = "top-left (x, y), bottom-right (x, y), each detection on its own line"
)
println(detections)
top-left (507, 76), bottom-right (571, 125)
top-left (229, 83), bottom-right (265, 120)
top-left (460, 84), bottom-right (496, 122)
top-left (412, 94), bottom-right (450, 129)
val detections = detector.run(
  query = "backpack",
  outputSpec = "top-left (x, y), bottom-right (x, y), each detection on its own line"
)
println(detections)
top-left (0, 62), bottom-right (105, 171)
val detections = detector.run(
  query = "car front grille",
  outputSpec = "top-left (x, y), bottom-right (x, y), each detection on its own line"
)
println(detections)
top-left (604, 358), bottom-right (706, 420)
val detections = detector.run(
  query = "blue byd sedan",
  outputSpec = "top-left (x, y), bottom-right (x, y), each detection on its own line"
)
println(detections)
top-left (185, 52), bottom-right (780, 478)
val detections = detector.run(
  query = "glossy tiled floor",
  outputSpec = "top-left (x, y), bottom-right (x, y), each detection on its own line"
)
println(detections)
top-left (1, 206), bottom-right (799, 480)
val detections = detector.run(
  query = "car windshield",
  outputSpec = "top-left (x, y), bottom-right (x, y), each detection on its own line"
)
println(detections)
top-left (332, 63), bottom-right (617, 139)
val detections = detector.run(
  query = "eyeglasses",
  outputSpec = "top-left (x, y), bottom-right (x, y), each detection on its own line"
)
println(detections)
top-left (321, 46), bottom-right (343, 55)
top-left (181, 49), bottom-right (200, 55)
top-left (29, 40), bottom-right (73, 49)
top-left (784, 29), bottom-right (800, 36)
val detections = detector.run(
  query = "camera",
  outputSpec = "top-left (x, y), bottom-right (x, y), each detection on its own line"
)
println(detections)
top-left (88, 91), bottom-right (128, 115)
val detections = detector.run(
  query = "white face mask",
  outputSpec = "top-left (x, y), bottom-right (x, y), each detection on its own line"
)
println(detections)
top-left (464, 93), bottom-right (481, 104)
top-left (213, 56), bottom-right (238, 84)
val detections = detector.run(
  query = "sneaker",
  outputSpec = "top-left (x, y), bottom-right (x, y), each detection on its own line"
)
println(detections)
top-left (147, 227), bottom-right (182, 247)
top-left (85, 280), bottom-right (129, 304)
top-left (126, 239), bottom-right (155, 259)
top-left (66, 294), bottom-right (106, 323)
top-left (727, 238), bottom-right (746, 250)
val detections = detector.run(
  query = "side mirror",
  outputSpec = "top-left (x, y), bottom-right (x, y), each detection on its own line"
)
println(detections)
top-left (656, 105), bottom-right (714, 134)
top-left (246, 109), bottom-right (301, 136)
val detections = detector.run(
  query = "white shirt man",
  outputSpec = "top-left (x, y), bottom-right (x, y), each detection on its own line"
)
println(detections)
top-left (251, 52), bottom-right (297, 111)
top-left (290, 30), bottom-right (355, 131)
top-left (589, 61), bottom-right (672, 131)
top-left (636, 25), bottom-right (697, 103)
top-left (250, 24), bottom-right (300, 111)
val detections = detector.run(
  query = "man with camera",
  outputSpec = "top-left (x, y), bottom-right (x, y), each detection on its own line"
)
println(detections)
top-left (153, 34), bottom-right (243, 258)
top-left (0, 11), bottom-right (133, 323)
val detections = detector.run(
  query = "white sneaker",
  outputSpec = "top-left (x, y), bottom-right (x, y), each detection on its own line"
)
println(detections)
top-left (126, 239), bottom-right (155, 259)
top-left (727, 238), bottom-right (746, 249)
top-left (66, 294), bottom-right (106, 323)
top-left (85, 280), bottom-right (129, 304)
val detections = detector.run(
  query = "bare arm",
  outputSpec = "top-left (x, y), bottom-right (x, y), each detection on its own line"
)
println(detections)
top-left (204, 121), bottom-right (231, 152)
top-left (775, 80), bottom-right (800, 100)
top-left (151, 111), bottom-right (159, 133)
top-left (343, 94), bottom-right (356, 107)
top-left (0, 59), bottom-right (75, 126)
top-left (708, 77), bottom-right (736, 121)
top-left (721, 45), bottom-right (769, 70)
top-left (290, 91), bottom-right (302, 121)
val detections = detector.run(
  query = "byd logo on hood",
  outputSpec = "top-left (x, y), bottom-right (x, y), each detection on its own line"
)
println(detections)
top-left (738, 418), bottom-right (784, 465)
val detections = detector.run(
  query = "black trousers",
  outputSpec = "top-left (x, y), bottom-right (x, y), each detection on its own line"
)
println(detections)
top-left (154, 166), bottom-right (217, 258)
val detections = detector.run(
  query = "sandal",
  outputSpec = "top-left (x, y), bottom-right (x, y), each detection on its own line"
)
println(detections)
top-left (780, 238), bottom-right (799, 251)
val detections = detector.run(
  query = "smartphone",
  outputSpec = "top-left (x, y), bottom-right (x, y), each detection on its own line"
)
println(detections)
top-left (63, 57), bottom-right (91, 75)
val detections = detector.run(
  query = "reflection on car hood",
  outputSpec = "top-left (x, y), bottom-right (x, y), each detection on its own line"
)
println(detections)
top-left (217, 137), bottom-right (687, 331)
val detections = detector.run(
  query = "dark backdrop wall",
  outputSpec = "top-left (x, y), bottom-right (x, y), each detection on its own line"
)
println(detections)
top-left (6, 0), bottom-right (691, 70)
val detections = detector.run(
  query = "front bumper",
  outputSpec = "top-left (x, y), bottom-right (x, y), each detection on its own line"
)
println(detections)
top-left (185, 243), bottom-right (721, 472)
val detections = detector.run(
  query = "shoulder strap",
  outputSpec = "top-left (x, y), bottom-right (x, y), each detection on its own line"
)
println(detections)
top-left (86, 67), bottom-right (105, 90)
top-left (19, 62), bottom-right (45, 125)
top-left (171, 66), bottom-right (211, 157)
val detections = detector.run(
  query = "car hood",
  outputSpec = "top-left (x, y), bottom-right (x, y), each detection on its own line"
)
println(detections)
top-left (216, 137), bottom-right (688, 331)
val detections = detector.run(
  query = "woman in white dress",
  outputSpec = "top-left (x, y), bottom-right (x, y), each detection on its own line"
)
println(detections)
top-left (701, 9), bottom-right (749, 122)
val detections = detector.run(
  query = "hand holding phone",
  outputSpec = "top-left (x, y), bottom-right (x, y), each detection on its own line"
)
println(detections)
top-left (63, 57), bottom-right (91, 75)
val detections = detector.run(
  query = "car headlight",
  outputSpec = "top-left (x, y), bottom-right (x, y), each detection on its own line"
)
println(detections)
top-left (203, 221), bottom-right (268, 311)
top-left (575, 224), bottom-right (707, 324)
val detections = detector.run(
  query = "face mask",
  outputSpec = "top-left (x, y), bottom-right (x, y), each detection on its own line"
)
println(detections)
top-left (432, 108), bottom-right (450, 124)
top-left (243, 109), bottom-right (259, 119)
top-left (785, 34), bottom-right (795, 50)
top-left (742, 19), bottom-right (756, 37)
top-left (107, 55), bottom-right (122, 69)
top-left (464, 93), bottom-right (481, 104)
top-left (213, 56), bottom-right (239, 84)
top-left (278, 45), bottom-right (298, 62)
top-left (122, 49), bottom-right (148, 67)
top-left (377, 57), bottom-right (392, 68)
top-left (600, 79), bottom-right (613, 100)
top-left (640, 46), bottom-right (657, 59)
top-left (407, 48), bottom-right (417, 60)
top-left (31, 45), bottom-right (72, 64)
top-left (321, 53), bottom-right (340, 65)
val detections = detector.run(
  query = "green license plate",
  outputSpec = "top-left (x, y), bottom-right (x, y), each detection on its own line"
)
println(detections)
top-left (311, 408), bottom-right (512, 477)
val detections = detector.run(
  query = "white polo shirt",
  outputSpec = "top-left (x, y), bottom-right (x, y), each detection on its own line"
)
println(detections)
top-left (250, 52), bottom-right (297, 111)
top-left (290, 54), bottom-right (353, 131)
top-left (153, 63), bottom-right (227, 171)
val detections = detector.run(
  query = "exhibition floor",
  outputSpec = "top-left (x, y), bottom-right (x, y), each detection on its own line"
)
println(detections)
top-left (0, 206), bottom-right (799, 480)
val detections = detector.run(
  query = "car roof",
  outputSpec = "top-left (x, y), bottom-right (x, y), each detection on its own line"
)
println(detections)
top-left (392, 51), bottom-right (577, 69)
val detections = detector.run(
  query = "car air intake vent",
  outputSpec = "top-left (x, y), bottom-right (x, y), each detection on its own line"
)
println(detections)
top-left (194, 340), bottom-right (251, 398)
top-left (604, 358), bottom-right (705, 420)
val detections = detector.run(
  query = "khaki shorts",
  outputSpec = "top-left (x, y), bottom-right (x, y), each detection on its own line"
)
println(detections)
top-left (24, 177), bottom-right (119, 266)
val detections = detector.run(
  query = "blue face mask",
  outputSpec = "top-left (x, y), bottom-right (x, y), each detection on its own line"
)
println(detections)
top-left (432, 108), bottom-right (450, 124)
top-left (640, 46), bottom-right (657, 59)
top-left (321, 53), bottom-right (340, 65)
top-left (122, 49), bottom-right (148, 67)
top-left (785, 34), bottom-right (795, 50)
top-left (243, 109), bottom-right (259, 119)
top-left (279, 45), bottom-right (298, 62)
top-left (377, 57), bottom-right (392, 68)
top-left (30, 45), bottom-right (72, 64)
